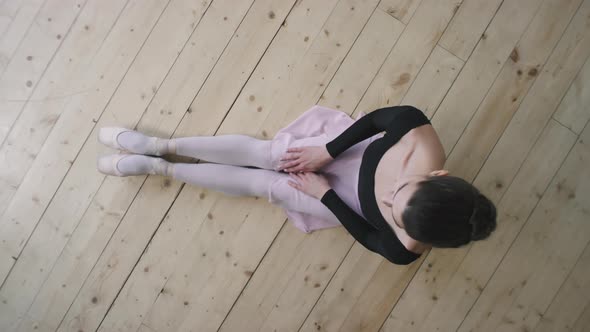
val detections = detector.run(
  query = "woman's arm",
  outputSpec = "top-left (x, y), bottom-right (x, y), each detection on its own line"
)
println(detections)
top-left (320, 189), bottom-right (420, 265)
top-left (320, 188), bottom-right (381, 249)
top-left (325, 105), bottom-right (430, 159)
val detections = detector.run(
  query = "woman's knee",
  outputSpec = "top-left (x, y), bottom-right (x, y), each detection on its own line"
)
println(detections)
top-left (248, 137), bottom-right (274, 170)
top-left (268, 177), bottom-right (334, 219)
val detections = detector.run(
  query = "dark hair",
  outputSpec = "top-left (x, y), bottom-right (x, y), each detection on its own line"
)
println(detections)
top-left (401, 175), bottom-right (497, 248)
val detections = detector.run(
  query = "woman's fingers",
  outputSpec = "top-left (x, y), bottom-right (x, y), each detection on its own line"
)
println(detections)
top-left (286, 165), bottom-right (304, 172)
top-left (281, 160), bottom-right (299, 168)
top-left (280, 151), bottom-right (302, 161)
top-left (281, 159), bottom-right (303, 172)
top-left (288, 180), bottom-right (302, 189)
top-left (289, 173), bottom-right (308, 191)
top-left (290, 172), bottom-right (305, 180)
top-left (281, 164), bottom-right (303, 172)
top-left (288, 173), bottom-right (301, 184)
top-left (279, 158), bottom-right (300, 170)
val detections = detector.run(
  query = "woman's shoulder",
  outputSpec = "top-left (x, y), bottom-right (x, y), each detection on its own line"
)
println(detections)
top-left (406, 124), bottom-right (446, 166)
top-left (404, 238), bottom-right (432, 255)
top-left (385, 212), bottom-right (429, 255)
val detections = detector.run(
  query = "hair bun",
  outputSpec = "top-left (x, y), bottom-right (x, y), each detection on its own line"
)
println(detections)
top-left (469, 193), bottom-right (497, 241)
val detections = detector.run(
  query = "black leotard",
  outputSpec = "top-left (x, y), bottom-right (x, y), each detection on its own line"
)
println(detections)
top-left (320, 105), bottom-right (431, 265)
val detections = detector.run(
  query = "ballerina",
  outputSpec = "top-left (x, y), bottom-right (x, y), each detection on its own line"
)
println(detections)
top-left (97, 104), bottom-right (497, 265)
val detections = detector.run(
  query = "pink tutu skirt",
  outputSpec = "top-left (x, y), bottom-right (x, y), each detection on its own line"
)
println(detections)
top-left (267, 105), bottom-right (383, 233)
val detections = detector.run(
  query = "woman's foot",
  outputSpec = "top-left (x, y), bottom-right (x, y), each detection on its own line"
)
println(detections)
top-left (97, 154), bottom-right (172, 177)
top-left (98, 127), bottom-right (174, 156)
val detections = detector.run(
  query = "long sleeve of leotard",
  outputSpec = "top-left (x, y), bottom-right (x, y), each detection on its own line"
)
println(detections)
top-left (325, 105), bottom-right (423, 159)
top-left (320, 189), bottom-right (419, 265)
top-left (318, 105), bottom-right (431, 265)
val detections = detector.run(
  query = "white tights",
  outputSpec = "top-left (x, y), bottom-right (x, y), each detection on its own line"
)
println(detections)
top-left (165, 135), bottom-right (279, 197)
top-left (115, 133), bottom-right (338, 226)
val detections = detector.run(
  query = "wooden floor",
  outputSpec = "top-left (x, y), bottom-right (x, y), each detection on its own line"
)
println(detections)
top-left (0, 0), bottom-right (589, 331)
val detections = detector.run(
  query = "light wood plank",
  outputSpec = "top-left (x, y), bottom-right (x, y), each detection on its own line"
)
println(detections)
top-left (91, 0), bottom-right (304, 331)
top-left (534, 242), bottom-right (590, 332)
top-left (474, 0), bottom-right (590, 204)
top-left (233, 226), bottom-right (355, 332)
top-left (0, 0), bottom-right (45, 71)
top-left (553, 55), bottom-right (590, 134)
top-left (0, 1), bottom-right (24, 32)
top-left (283, 244), bottom-right (386, 332)
top-left (296, 35), bottom-right (462, 332)
top-left (137, 323), bottom-right (157, 332)
top-left (401, 44), bottom-right (464, 117)
top-left (304, 253), bottom-right (423, 332)
top-left (97, 0), bottom-right (341, 330)
top-left (313, 10), bottom-right (405, 115)
top-left (0, 248), bottom-right (12, 286)
top-left (458, 123), bottom-right (590, 332)
top-left (0, 0), bottom-right (87, 145)
top-left (174, 0), bottom-right (341, 138)
top-left (220, 9), bottom-right (404, 332)
top-left (143, 1), bottom-right (384, 331)
top-left (285, 1), bottom-right (461, 331)
top-left (222, 1), bottom-right (459, 331)
top-left (51, 0), bottom-right (346, 330)
top-left (382, 1), bottom-right (590, 329)
top-left (393, 120), bottom-right (576, 332)
top-left (0, 0), bottom-right (128, 231)
top-left (75, 196), bottom-right (255, 332)
top-left (0, 0), bottom-right (20, 37)
top-left (15, 313), bottom-right (54, 332)
top-left (431, 0), bottom-right (544, 155)
top-left (38, 0), bottom-right (231, 329)
top-left (0, 1), bottom-right (587, 332)
top-left (0, 0), bottom-right (168, 289)
top-left (302, 41), bottom-right (462, 331)
top-left (378, 0), bottom-right (424, 24)
top-left (572, 302), bottom-right (590, 332)
top-left (97, 0), bottom-right (341, 329)
top-left (356, 0), bottom-right (462, 113)
top-left (438, 0), bottom-right (503, 60)
top-left (0, 0), bottom-right (203, 329)
top-left (446, 0), bottom-right (582, 182)
top-left (337, 256), bottom-right (423, 332)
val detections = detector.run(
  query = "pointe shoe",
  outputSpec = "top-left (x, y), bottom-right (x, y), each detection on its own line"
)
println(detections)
top-left (97, 153), bottom-right (130, 177)
top-left (97, 153), bottom-right (171, 177)
top-left (98, 127), bottom-right (169, 156)
top-left (98, 127), bottom-right (133, 151)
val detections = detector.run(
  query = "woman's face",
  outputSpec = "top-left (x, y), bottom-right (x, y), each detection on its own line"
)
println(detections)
top-left (381, 170), bottom-right (449, 228)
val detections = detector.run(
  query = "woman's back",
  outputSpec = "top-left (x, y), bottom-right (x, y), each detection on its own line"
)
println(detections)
top-left (372, 123), bottom-right (446, 254)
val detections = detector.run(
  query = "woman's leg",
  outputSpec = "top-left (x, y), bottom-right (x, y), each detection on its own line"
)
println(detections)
top-left (117, 131), bottom-right (274, 170)
top-left (171, 162), bottom-right (279, 197)
top-left (113, 155), bottom-right (340, 229)
top-left (173, 162), bottom-right (340, 230)
top-left (171, 135), bottom-right (274, 170)
top-left (266, 175), bottom-right (341, 230)
top-left (114, 154), bottom-right (276, 196)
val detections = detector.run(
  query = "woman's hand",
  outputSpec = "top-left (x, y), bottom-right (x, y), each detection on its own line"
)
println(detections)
top-left (278, 145), bottom-right (334, 172)
top-left (288, 172), bottom-right (331, 199)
